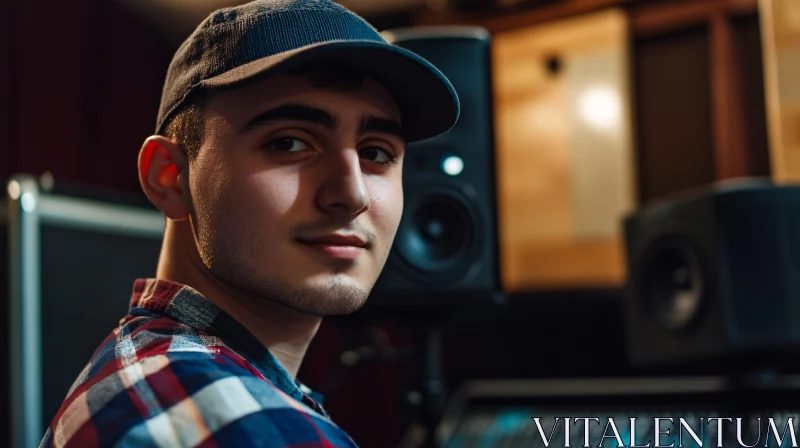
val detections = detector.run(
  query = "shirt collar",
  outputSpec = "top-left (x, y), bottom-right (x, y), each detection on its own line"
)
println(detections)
top-left (129, 278), bottom-right (323, 407)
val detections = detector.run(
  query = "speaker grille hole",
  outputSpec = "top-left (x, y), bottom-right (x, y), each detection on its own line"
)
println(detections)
top-left (638, 237), bottom-right (707, 331)
top-left (395, 191), bottom-right (479, 277)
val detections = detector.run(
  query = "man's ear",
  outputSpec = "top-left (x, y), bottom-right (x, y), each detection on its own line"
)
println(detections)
top-left (138, 135), bottom-right (191, 220)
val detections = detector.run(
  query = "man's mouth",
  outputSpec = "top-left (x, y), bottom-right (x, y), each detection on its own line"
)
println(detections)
top-left (296, 233), bottom-right (368, 261)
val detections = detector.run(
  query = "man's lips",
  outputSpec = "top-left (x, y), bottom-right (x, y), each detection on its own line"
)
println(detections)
top-left (297, 234), bottom-right (368, 248)
top-left (296, 234), bottom-right (368, 261)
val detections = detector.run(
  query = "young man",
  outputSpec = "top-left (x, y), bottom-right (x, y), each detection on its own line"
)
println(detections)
top-left (39, 1), bottom-right (458, 447)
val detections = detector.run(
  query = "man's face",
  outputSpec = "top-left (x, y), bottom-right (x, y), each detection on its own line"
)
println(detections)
top-left (187, 72), bottom-right (405, 316)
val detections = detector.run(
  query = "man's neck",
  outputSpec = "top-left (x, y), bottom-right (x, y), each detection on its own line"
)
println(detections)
top-left (155, 220), bottom-right (322, 379)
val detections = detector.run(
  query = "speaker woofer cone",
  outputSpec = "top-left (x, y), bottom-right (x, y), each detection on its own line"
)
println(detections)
top-left (637, 236), bottom-right (707, 331)
top-left (395, 189), bottom-right (480, 278)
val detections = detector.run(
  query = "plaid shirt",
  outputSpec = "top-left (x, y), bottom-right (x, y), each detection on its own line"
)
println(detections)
top-left (39, 278), bottom-right (359, 448)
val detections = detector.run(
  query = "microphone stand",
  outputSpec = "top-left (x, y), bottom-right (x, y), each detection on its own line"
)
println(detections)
top-left (396, 312), bottom-right (449, 448)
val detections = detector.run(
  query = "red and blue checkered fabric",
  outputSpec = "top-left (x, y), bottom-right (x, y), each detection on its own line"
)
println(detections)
top-left (39, 278), bottom-right (359, 448)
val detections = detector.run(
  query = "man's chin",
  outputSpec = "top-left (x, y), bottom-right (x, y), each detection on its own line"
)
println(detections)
top-left (266, 274), bottom-right (372, 316)
top-left (277, 291), bottom-right (369, 316)
top-left (213, 261), bottom-right (373, 316)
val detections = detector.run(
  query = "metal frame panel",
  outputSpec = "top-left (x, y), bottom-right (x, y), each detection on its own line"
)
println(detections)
top-left (5, 174), bottom-right (164, 448)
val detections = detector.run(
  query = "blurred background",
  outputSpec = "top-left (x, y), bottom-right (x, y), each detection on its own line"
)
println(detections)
top-left (3, 0), bottom-right (800, 447)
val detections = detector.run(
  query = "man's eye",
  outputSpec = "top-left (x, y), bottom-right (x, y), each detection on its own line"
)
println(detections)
top-left (266, 137), bottom-right (309, 152)
top-left (359, 147), bottom-right (397, 165)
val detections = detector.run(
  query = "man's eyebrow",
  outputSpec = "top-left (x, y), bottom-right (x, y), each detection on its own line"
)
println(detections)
top-left (239, 104), bottom-right (338, 133)
top-left (359, 114), bottom-right (407, 144)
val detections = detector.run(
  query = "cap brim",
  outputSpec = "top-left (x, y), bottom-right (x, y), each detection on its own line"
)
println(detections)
top-left (199, 40), bottom-right (460, 143)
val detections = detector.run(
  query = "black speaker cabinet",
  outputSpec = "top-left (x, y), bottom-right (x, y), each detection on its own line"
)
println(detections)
top-left (369, 27), bottom-right (501, 307)
top-left (623, 179), bottom-right (800, 366)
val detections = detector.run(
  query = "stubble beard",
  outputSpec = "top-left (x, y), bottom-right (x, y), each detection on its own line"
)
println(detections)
top-left (220, 262), bottom-right (371, 316)
top-left (191, 193), bottom-right (392, 316)
top-left (197, 228), bottom-right (375, 317)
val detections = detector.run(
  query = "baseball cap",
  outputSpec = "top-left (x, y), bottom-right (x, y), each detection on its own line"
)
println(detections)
top-left (156, 0), bottom-right (460, 143)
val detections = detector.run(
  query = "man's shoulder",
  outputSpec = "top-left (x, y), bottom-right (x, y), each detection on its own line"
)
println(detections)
top-left (43, 315), bottom-right (357, 447)
top-left (71, 312), bottom-right (258, 389)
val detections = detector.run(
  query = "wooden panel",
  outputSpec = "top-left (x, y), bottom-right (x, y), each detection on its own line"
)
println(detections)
top-left (733, 13), bottom-right (772, 178)
top-left (633, 26), bottom-right (716, 203)
top-left (632, 0), bottom-right (769, 202)
top-left (630, 0), bottom-right (758, 37)
top-left (710, 11), bottom-right (751, 179)
top-left (760, 0), bottom-right (800, 182)
top-left (630, 0), bottom-right (763, 184)
top-left (492, 9), bottom-right (636, 290)
top-left (415, 0), bottom-right (638, 33)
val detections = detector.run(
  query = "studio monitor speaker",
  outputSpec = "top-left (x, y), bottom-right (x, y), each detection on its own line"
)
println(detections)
top-left (369, 26), bottom-right (501, 307)
top-left (623, 179), bottom-right (800, 366)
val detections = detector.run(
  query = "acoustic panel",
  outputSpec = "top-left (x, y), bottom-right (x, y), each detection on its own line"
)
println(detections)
top-left (492, 8), bottom-right (636, 290)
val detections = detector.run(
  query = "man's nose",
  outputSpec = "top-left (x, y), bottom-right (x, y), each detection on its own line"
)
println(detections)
top-left (316, 150), bottom-right (370, 217)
